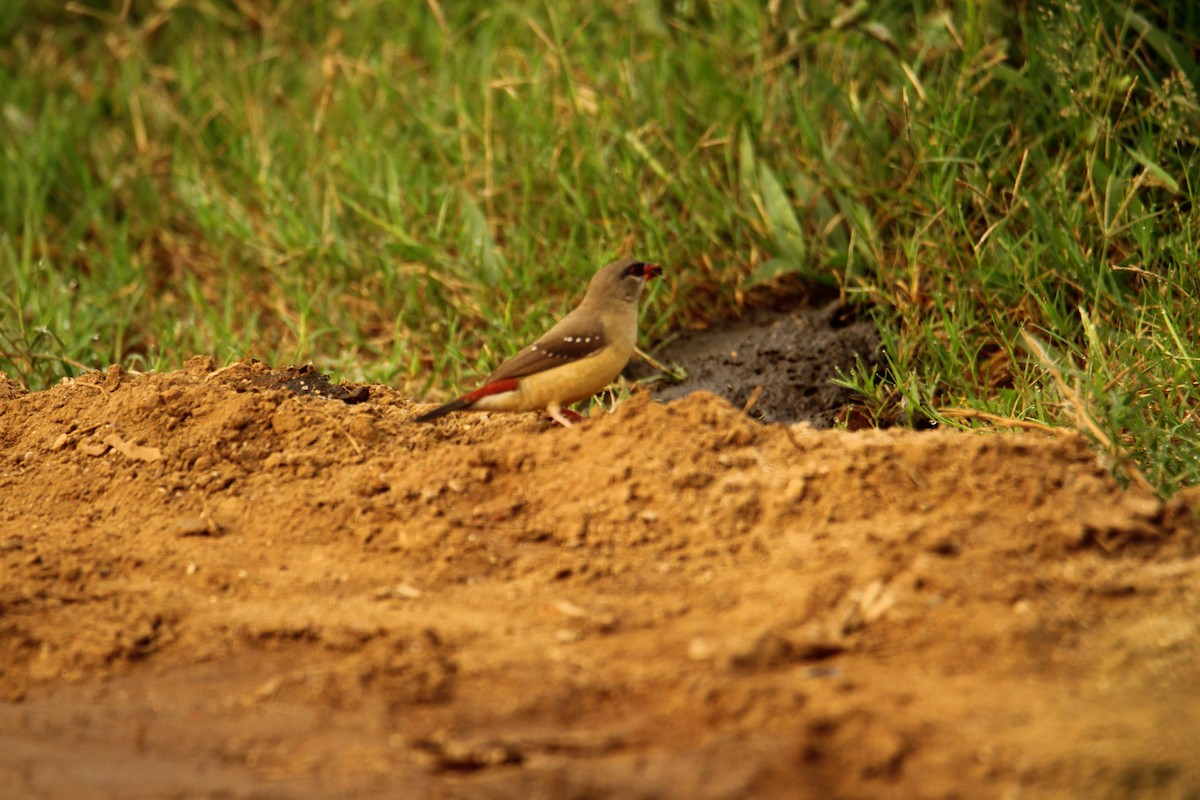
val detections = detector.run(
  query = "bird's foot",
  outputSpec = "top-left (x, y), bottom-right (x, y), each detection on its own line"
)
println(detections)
top-left (548, 407), bottom-right (584, 427)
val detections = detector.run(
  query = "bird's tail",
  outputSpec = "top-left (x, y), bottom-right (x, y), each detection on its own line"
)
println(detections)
top-left (412, 398), bottom-right (470, 423)
top-left (412, 379), bottom-right (519, 423)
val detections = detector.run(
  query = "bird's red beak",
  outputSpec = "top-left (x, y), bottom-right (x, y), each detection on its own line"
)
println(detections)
top-left (642, 263), bottom-right (662, 281)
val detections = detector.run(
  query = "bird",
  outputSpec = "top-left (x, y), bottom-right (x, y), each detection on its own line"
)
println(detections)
top-left (414, 258), bottom-right (662, 427)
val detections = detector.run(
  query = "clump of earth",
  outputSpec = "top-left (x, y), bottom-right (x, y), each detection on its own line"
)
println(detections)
top-left (643, 303), bottom-right (879, 426)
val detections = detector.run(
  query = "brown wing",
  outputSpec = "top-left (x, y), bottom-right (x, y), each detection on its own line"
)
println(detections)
top-left (486, 329), bottom-right (608, 383)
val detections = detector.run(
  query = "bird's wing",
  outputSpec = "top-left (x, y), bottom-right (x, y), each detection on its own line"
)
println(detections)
top-left (485, 325), bottom-right (608, 383)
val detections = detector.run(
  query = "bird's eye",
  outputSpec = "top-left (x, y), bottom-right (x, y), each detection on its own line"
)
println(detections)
top-left (624, 262), bottom-right (646, 277)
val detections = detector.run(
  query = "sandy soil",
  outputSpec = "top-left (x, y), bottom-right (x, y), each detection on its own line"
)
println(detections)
top-left (2, 357), bottom-right (1198, 799)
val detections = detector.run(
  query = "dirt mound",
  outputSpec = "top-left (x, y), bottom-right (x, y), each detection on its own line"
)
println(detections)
top-left (646, 303), bottom-right (880, 426)
top-left (2, 359), bottom-right (1198, 799)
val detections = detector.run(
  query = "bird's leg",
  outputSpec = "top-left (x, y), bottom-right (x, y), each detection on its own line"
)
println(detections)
top-left (547, 403), bottom-right (583, 427)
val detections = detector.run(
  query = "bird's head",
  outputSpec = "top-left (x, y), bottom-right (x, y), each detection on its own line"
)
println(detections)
top-left (587, 258), bottom-right (662, 305)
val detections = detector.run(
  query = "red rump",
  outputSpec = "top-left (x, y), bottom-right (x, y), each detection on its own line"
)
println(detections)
top-left (463, 379), bottom-right (519, 403)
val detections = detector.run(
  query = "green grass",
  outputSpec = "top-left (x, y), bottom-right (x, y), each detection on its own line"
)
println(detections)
top-left (2, 1), bottom-right (1198, 495)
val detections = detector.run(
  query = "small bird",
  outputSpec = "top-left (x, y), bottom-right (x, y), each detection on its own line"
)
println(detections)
top-left (414, 258), bottom-right (662, 427)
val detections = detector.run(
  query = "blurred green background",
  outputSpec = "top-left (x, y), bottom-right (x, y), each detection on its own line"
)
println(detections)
top-left (2, 1), bottom-right (1198, 493)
